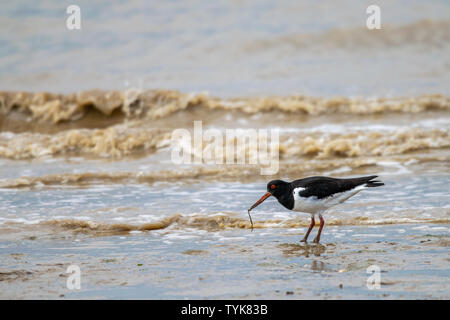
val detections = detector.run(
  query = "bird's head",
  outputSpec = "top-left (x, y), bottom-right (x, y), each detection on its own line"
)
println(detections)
top-left (248, 179), bottom-right (290, 212)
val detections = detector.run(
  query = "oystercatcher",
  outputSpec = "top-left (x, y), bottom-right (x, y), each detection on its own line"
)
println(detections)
top-left (247, 175), bottom-right (384, 243)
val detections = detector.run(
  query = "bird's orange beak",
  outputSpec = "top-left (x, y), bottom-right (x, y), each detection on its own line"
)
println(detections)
top-left (248, 192), bottom-right (272, 212)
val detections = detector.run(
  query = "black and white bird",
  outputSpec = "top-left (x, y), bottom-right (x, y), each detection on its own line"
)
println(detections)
top-left (247, 175), bottom-right (384, 243)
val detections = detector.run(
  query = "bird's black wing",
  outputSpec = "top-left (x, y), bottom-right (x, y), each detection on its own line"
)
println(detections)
top-left (292, 176), bottom-right (382, 199)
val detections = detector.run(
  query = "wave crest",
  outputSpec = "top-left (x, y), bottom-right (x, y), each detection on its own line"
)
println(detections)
top-left (1, 90), bottom-right (448, 125)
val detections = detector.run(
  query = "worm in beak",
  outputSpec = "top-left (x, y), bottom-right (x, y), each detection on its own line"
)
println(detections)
top-left (247, 192), bottom-right (271, 231)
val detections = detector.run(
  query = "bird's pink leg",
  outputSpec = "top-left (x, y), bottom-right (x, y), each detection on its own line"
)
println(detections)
top-left (313, 215), bottom-right (325, 243)
top-left (301, 217), bottom-right (315, 242)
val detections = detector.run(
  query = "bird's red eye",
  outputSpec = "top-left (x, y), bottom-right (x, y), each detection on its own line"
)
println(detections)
top-left (270, 184), bottom-right (276, 189)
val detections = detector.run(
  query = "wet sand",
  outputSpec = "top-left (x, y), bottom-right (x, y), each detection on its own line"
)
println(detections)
top-left (0, 223), bottom-right (448, 299)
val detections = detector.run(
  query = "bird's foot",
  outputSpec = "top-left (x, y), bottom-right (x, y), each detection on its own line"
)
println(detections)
top-left (313, 237), bottom-right (320, 244)
top-left (300, 237), bottom-right (308, 243)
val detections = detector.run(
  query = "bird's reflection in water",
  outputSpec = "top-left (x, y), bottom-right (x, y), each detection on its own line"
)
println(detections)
top-left (311, 260), bottom-right (327, 271)
top-left (278, 243), bottom-right (326, 258)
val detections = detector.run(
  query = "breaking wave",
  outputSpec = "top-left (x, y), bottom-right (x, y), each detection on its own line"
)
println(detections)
top-left (0, 125), bottom-right (448, 160)
top-left (1, 90), bottom-right (448, 126)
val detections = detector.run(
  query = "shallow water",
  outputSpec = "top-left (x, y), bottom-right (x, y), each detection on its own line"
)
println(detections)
top-left (0, 171), bottom-right (449, 234)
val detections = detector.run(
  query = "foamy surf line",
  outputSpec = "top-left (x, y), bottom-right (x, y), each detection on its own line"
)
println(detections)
top-left (1, 213), bottom-right (448, 238)
top-left (0, 127), bottom-right (448, 160)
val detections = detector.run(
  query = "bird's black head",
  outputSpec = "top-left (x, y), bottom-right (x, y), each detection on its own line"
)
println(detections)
top-left (248, 179), bottom-right (292, 213)
top-left (266, 179), bottom-right (291, 199)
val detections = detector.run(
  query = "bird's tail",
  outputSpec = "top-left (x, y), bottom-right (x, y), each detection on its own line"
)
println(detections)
top-left (362, 175), bottom-right (384, 187)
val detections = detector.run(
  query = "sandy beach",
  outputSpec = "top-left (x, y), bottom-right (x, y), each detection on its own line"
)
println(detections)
top-left (1, 223), bottom-right (448, 299)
